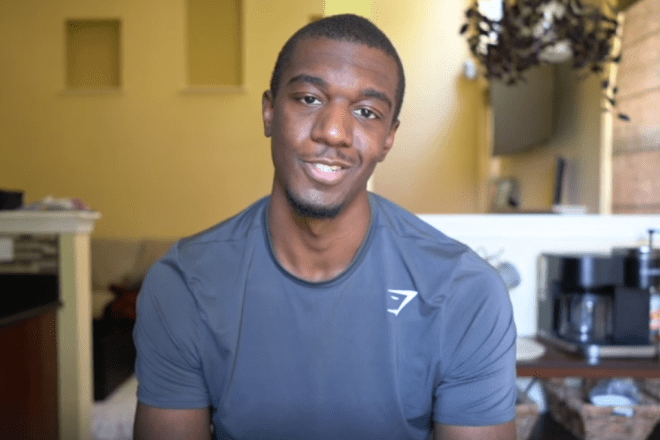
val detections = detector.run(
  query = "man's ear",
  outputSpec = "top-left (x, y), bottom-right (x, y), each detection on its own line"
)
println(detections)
top-left (262, 90), bottom-right (274, 137)
top-left (378, 119), bottom-right (399, 162)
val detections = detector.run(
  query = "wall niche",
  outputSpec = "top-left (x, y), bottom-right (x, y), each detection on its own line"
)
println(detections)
top-left (66, 19), bottom-right (121, 89)
top-left (186, 0), bottom-right (242, 88)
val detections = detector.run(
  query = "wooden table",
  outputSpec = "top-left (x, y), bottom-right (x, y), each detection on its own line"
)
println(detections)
top-left (517, 338), bottom-right (660, 440)
top-left (517, 338), bottom-right (660, 379)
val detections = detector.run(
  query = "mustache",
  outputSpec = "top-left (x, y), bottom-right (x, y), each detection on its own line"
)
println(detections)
top-left (303, 146), bottom-right (355, 164)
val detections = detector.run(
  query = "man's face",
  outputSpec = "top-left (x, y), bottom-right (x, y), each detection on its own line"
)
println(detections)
top-left (263, 37), bottom-right (400, 218)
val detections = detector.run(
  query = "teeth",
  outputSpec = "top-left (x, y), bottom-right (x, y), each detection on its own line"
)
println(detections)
top-left (315, 163), bottom-right (340, 172)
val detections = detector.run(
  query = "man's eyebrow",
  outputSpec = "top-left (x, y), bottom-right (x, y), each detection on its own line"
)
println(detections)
top-left (361, 89), bottom-right (392, 110)
top-left (287, 74), bottom-right (327, 89)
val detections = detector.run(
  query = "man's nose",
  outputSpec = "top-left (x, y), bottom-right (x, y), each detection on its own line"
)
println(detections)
top-left (311, 102), bottom-right (352, 148)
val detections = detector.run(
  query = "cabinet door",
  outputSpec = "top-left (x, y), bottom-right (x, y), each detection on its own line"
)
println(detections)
top-left (0, 309), bottom-right (58, 440)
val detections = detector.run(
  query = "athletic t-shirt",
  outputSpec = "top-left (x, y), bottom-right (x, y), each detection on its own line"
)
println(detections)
top-left (134, 193), bottom-right (517, 440)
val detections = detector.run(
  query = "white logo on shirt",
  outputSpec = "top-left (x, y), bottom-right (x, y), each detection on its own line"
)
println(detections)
top-left (387, 289), bottom-right (418, 316)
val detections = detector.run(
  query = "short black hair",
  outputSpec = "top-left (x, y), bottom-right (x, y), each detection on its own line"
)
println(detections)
top-left (269, 14), bottom-right (405, 122)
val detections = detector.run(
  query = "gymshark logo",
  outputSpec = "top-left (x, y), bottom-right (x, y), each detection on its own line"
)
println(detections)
top-left (387, 289), bottom-right (418, 316)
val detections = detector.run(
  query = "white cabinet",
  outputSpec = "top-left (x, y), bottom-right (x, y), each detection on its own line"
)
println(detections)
top-left (0, 211), bottom-right (100, 440)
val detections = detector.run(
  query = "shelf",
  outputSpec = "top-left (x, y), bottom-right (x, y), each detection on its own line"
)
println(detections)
top-left (0, 211), bottom-right (101, 234)
top-left (186, 0), bottom-right (242, 87)
top-left (180, 85), bottom-right (246, 94)
top-left (517, 337), bottom-right (660, 378)
top-left (66, 20), bottom-right (121, 88)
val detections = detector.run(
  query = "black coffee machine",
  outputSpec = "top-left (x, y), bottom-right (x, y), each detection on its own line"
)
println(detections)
top-left (538, 230), bottom-right (659, 359)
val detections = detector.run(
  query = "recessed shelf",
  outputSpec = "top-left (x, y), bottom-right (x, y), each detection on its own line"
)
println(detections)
top-left (66, 19), bottom-right (121, 88)
top-left (180, 85), bottom-right (246, 94)
top-left (60, 86), bottom-right (123, 96)
top-left (186, 0), bottom-right (242, 87)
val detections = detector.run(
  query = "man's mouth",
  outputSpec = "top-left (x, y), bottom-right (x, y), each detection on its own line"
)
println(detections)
top-left (315, 163), bottom-right (342, 173)
top-left (305, 161), bottom-right (348, 184)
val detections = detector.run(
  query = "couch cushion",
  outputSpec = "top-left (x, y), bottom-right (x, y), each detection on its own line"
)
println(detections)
top-left (91, 238), bottom-right (175, 321)
top-left (124, 239), bottom-right (176, 286)
top-left (93, 290), bottom-right (116, 320)
top-left (91, 238), bottom-right (176, 290)
top-left (91, 239), bottom-right (142, 292)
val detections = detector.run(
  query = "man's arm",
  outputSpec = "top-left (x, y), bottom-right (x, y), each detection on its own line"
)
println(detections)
top-left (134, 402), bottom-right (212, 440)
top-left (433, 420), bottom-right (516, 440)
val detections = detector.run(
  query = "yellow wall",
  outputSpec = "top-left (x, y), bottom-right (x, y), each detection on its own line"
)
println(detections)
top-left (2, 0), bottom-right (601, 238)
top-left (368, 0), bottom-right (606, 214)
top-left (0, 0), bottom-right (323, 239)
top-left (370, 1), bottom-right (486, 214)
top-left (494, 0), bottom-right (609, 213)
top-left (497, 65), bottom-right (604, 213)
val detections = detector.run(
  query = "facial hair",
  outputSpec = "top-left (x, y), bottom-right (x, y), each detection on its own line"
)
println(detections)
top-left (285, 187), bottom-right (343, 219)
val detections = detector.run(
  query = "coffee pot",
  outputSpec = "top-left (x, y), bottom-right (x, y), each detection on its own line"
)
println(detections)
top-left (538, 229), bottom-right (660, 358)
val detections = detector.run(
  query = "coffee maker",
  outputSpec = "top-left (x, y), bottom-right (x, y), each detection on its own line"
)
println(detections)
top-left (537, 230), bottom-right (660, 359)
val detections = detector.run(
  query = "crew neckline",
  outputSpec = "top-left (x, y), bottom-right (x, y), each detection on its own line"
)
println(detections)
top-left (263, 194), bottom-right (377, 287)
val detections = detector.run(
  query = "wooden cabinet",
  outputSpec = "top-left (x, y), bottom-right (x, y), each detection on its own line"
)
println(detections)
top-left (0, 309), bottom-right (59, 439)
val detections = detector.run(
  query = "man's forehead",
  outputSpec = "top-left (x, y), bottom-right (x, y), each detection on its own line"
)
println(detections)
top-left (290, 36), bottom-right (394, 65)
top-left (283, 37), bottom-right (398, 93)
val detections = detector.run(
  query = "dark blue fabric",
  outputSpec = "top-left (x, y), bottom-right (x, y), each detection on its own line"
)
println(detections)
top-left (134, 194), bottom-right (517, 439)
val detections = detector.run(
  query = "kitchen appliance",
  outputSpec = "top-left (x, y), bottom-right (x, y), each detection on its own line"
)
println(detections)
top-left (0, 189), bottom-right (23, 210)
top-left (537, 230), bottom-right (660, 360)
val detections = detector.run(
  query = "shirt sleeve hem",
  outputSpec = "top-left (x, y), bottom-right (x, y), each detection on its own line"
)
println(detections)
top-left (433, 410), bottom-right (516, 427)
top-left (137, 395), bottom-right (210, 410)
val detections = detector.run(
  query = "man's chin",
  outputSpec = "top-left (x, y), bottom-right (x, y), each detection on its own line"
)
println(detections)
top-left (285, 189), bottom-right (343, 219)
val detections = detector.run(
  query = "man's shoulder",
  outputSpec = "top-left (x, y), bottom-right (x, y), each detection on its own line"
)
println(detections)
top-left (370, 193), bottom-right (504, 301)
top-left (140, 197), bottom-right (270, 308)
top-left (149, 196), bottom-right (269, 282)
top-left (370, 193), bottom-right (467, 254)
top-left (177, 196), bottom-right (269, 253)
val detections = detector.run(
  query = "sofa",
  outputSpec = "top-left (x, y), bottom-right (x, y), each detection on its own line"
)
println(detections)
top-left (91, 238), bottom-right (176, 401)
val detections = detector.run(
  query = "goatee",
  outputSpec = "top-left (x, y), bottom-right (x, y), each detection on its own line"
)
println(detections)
top-left (285, 188), bottom-right (343, 219)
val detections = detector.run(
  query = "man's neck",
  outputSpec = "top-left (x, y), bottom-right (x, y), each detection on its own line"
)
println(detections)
top-left (268, 191), bottom-right (372, 283)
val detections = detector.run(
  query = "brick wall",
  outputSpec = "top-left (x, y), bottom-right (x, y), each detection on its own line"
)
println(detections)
top-left (611, 0), bottom-right (660, 213)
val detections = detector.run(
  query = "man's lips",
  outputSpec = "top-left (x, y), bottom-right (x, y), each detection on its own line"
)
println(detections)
top-left (302, 160), bottom-right (350, 184)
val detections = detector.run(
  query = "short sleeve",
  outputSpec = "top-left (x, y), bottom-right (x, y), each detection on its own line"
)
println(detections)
top-left (133, 248), bottom-right (210, 409)
top-left (433, 258), bottom-right (517, 426)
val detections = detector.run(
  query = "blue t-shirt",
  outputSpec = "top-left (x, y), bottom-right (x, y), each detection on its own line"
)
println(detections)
top-left (134, 194), bottom-right (517, 439)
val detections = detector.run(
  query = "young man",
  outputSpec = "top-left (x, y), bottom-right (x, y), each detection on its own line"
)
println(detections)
top-left (133, 14), bottom-right (517, 440)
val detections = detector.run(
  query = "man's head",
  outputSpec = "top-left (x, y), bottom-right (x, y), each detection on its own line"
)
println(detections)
top-left (270, 14), bottom-right (405, 123)
top-left (263, 15), bottom-right (403, 220)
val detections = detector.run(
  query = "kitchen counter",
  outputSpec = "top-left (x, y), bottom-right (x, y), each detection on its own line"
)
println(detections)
top-left (517, 338), bottom-right (660, 379)
top-left (417, 213), bottom-right (660, 338)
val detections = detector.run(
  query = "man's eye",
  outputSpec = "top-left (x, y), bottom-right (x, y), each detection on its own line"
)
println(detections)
top-left (301, 96), bottom-right (321, 105)
top-left (354, 108), bottom-right (377, 119)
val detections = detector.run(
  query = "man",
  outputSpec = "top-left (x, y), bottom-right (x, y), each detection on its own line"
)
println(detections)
top-left (133, 14), bottom-right (517, 440)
